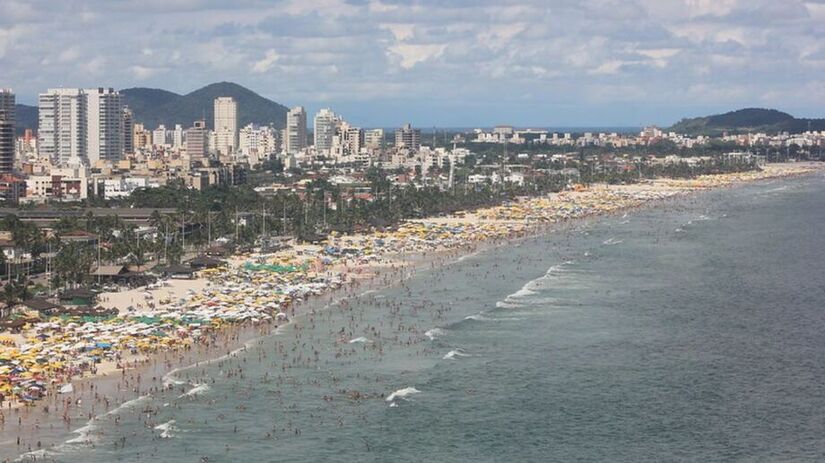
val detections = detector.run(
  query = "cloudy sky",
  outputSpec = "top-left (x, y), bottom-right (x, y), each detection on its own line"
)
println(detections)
top-left (1, 0), bottom-right (823, 127)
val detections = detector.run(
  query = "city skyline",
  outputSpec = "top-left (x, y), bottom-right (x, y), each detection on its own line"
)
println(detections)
top-left (1, 0), bottom-right (824, 127)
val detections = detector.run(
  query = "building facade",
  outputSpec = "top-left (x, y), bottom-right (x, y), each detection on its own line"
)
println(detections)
top-left (0, 89), bottom-right (14, 174)
top-left (214, 97), bottom-right (238, 155)
top-left (38, 87), bottom-right (124, 165)
top-left (38, 88), bottom-right (87, 165)
top-left (286, 106), bottom-right (307, 154)
top-left (313, 108), bottom-right (338, 154)
top-left (185, 120), bottom-right (208, 161)
top-left (85, 87), bottom-right (124, 164)
top-left (395, 123), bottom-right (421, 151)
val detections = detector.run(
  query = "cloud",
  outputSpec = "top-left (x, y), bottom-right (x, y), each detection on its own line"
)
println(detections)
top-left (380, 23), bottom-right (414, 41)
top-left (388, 43), bottom-right (446, 69)
top-left (0, 0), bottom-right (822, 126)
top-left (251, 49), bottom-right (280, 73)
top-left (130, 65), bottom-right (160, 80)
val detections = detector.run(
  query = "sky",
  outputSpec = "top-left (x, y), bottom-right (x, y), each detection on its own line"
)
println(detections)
top-left (1, 0), bottom-right (824, 127)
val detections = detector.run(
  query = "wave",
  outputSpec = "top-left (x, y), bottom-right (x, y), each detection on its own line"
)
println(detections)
top-left (65, 423), bottom-right (98, 445)
top-left (106, 394), bottom-right (152, 417)
top-left (501, 260), bottom-right (574, 306)
top-left (602, 238), bottom-right (624, 245)
top-left (155, 420), bottom-right (178, 439)
top-left (162, 338), bottom-right (256, 386)
top-left (15, 449), bottom-right (56, 462)
top-left (424, 328), bottom-right (446, 340)
top-left (163, 377), bottom-right (187, 387)
top-left (443, 349), bottom-right (471, 360)
top-left (495, 300), bottom-right (524, 309)
top-left (349, 336), bottom-right (372, 344)
top-left (386, 387), bottom-right (420, 402)
top-left (178, 383), bottom-right (210, 399)
top-left (464, 313), bottom-right (522, 322)
top-left (509, 286), bottom-right (537, 298)
top-left (546, 261), bottom-right (574, 275)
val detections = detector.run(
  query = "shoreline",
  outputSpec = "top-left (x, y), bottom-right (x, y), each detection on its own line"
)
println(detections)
top-left (1, 162), bottom-right (822, 460)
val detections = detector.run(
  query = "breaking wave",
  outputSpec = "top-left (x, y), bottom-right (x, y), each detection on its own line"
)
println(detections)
top-left (443, 349), bottom-right (471, 360)
top-left (386, 387), bottom-right (421, 402)
top-left (424, 328), bottom-right (446, 340)
top-left (178, 383), bottom-right (210, 398)
top-left (154, 420), bottom-right (178, 439)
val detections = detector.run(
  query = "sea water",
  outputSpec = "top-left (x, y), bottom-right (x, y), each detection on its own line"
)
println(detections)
top-left (17, 172), bottom-right (825, 462)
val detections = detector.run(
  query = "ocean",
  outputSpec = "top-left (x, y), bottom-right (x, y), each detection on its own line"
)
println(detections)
top-left (16, 172), bottom-right (825, 462)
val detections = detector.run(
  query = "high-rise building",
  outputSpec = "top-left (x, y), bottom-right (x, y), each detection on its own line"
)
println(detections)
top-left (172, 124), bottom-right (184, 149)
top-left (395, 123), bottom-right (421, 151)
top-left (343, 126), bottom-right (364, 157)
top-left (123, 107), bottom-right (134, 155)
top-left (313, 108), bottom-right (338, 154)
top-left (153, 125), bottom-right (167, 147)
top-left (85, 87), bottom-right (124, 164)
top-left (38, 88), bottom-right (87, 165)
top-left (286, 106), bottom-right (307, 154)
top-left (0, 89), bottom-right (14, 174)
top-left (38, 87), bottom-right (124, 165)
top-left (365, 128), bottom-right (384, 150)
top-left (239, 124), bottom-right (278, 166)
top-left (214, 97), bottom-right (238, 155)
top-left (185, 120), bottom-right (208, 161)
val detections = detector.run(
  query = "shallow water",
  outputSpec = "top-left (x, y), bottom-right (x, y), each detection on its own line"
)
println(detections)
top-left (16, 173), bottom-right (825, 462)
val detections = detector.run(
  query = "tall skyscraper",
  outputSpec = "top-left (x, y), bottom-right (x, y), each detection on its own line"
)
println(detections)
top-left (38, 88), bottom-right (87, 165)
top-left (186, 120), bottom-right (208, 161)
top-left (38, 87), bottom-right (124, 165)
top-left (0, 89), bottom-right (14, 173)
top-left (172, 124), bottom-right (184, 149)
top-left (286, 106), bottom-right (307, 154)
top-left (313, 108), bottom-right (338, 154)
top-left (395, 123), bottom-right (421, 151)
top-left (214, 97), bottom-right (238, 155)
top-left (85, 87), bottom-right (124, 164)
top-left (123, 107), bottom-right (134, 155)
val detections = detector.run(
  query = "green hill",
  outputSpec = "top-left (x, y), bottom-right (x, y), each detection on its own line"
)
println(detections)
top-left (669, 108), bottom-right (825, 135)
top-left (122, 82), bottom-right (289, 129)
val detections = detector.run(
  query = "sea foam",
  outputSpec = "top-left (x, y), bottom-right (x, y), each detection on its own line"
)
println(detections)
top-left (155, 420), bottom-right (178, 439)
top-left (386, 387), bottom-right (421, 402)
top-left (424, 328), bottom-right (446, 340)
top-left (443, 349), bottom-right (471, 360)
top-left (178, 383), bottom-right (210, 398)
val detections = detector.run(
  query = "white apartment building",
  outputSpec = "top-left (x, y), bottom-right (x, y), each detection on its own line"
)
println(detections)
top-left (38, 87), bottom-right (124, 165)
top-left (286, 106), bottom-right (307, 154)
top-left (153, 125), bottom-right (168, 147)
top-left (239, 124), bottom-right (278, 166)
top-left (214, 97), bottom-right (238, 155)
top-left (313, 108), bottom-right (339, 154)
top-left (38, 88), bottom-right (87, 165)
top-left (85, 87), bottom-right (124, 164)
top-left (172, 124), bottom-right (184, 149)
